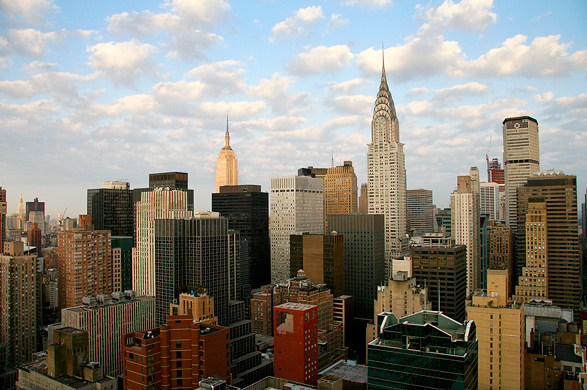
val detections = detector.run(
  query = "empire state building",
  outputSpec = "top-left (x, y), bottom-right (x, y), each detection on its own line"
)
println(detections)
top-left (367, 54), bottom-right (408, 274)
top-left (216, 118), bottom-right (238, 193)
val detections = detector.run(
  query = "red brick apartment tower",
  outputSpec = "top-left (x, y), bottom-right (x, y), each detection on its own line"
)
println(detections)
top-left (274, 303), bottom-right (318, 385)
top-left (122, 313), bottom-right (230, 390)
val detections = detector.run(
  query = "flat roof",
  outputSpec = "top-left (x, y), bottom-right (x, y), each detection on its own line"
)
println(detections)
top-left (319, 360), bottom-right (368, 383)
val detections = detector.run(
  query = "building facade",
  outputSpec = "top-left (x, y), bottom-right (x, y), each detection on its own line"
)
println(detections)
top-left (216, 120), bottom-right (238, 193)
top-left (323, 161), bottom-right (358, 230)
top-left (411, 234), bottom-right (467, 322)
top-left (132, 188), bottom-right (192, 297)
top-left (407, 189), bottom-right (434, 237)
top-left (367, 57), bottom-right (408, 264)
top-left (0, 241), bottom-right (38, 366)
top-left (87, 180), bottom-right (135, 237)
top-left (480, 182), bottom-right (500, 220)
top-left (503, 116), bottom-right (540, 229)
top-left (289, 233), bottom-right (345, 297)
top-left (274, 303), bottom-right (319, 385)
top-left (368, 311), bottom-right (478, 390)
top-left (212, 185), bottom-right (270, 296)
top-left (270, 176), bottom-right (323, 283)
top-left (57, 216), bottom-right (112, 309)
top-left (515, 171), bottom-right (580, 310)
top-left (60, 292), bottom-right (156, 376)
top-left (328, 214), bottom-right (385, 320)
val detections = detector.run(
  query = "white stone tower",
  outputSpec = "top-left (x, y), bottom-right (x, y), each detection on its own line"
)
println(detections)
top-left (367, 51), bottom-right (408, 273)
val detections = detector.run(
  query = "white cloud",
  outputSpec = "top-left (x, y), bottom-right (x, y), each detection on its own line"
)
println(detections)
top-left (188, 60), bottom-right (246, 97)
top-left (269, 6), bottom-right (324, 42)
top-left (288, 45), bottom-right (354, 76)
top-left (0, 0), bottom-right (58, 25)
top-left (87, 40), bottom-right (159, 86)
top-left (535, 92), bottom-right (554, 104)
top-left (328, 14), bottom-right (349, 28)
top-left (336, 0), bottom-right (391, 7)
top-left (0, 71), bottom-right (81, 100)
top-left (248, 72), bottom-right (310, 115)
top-left (196, 101), bottom-right (267, 120)
top-left (327, 78), bottom-right (370, 94)
top-left (0, 28), bottom-right (59, 58)
top-left (433, 82), bottom-right (488, 103)
top-left (325, 94), bottom-right (372, 115)
top-left (407, 87), bottom-right (429, 98)
top-left (170, 0), bottom-right (230, 27)
top-left (418, 0), bottom-right (497, 34)
top-left (21, 61), bottom-right (56, 73)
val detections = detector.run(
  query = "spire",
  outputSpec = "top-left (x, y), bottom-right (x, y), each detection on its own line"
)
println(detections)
top-left (371, 44), bottom-right (399, 143)
top-left (223, 115), bottom-right (232, 151)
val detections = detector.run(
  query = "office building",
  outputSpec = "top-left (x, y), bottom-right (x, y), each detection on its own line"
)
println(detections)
top-left (324, 161), bottom-right (358, 230)
top-left (170, 291), bottom-right (218, 324)
top-left (451, 175), bottom-right (481, 295)
top-left (407, 189), bottom-right (434, 236)
top-left (57, 215), bottom-right (112, 309)
top-left (435, 208), bottom-right (452, 234)
top-left (367, 55), bottom-right (408, 263)
top-left (328, 214), bottom-right (385, 320)
top-left (270, 176), bottom-right (323, 283)
top-left (516, 171), bottom-right (580, 310)
top-left (122, 314), bottom-right (231, 390)
top-left (132, 188), bottom-right (192, 297)
top-left (514, 200), bottom-right (548, 302)
top-left (133, 172), bottom-right (194, 215)
top-left (358, 183), bottom-right (368, 214)
top-left (60, 292), bottom-right (156, 376)
top-left (333, 295), bottom-right (353, 347)
top-left (298, 166), bottom-right (328, 178)
top-left (216, 120), bottom-right (238, 192)
top-left (289, 233), bottom-right (344, 297)
top-left (87, 180), bottom-right (134, 237)
top-left (411, 233), bottom-right (467, 322)
top-left (112, 236), bottom-right (133, 292)
top-left (274, 303), bottom-right (319, 385)
top-left (25, 197), bottom-right (45, 235)
top-left (480, 182), bottom-right (500, 220)
top-left (0, 241), bottom-right (38, 366)
top-left (153, 213), bottom-right (231, 326)
top-left (368, 310), bottom-right (478, 390)
top-left (16, 327), bottom-right (116, 390)
top-left (27, 222), bottom-right (42, 253)
top-left (212, 185), bottom-right (270, 295)
top-left (467, 269), bottom-right (525, 390)
top-left (503, 116), bottom-right (540, 229)
top-left (487, 220), bottom-right (514, 292)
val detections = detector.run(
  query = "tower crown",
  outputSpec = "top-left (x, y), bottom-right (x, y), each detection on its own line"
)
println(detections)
top-left (222, 116), bottom-right (232, 151)
top-left (371, 48), bottom-right (399, 143)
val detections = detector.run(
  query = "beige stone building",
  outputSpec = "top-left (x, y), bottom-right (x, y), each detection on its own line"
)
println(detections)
top-left (132, 188), bottom-right (192, 296)
top-left (0, 241), bottom-right (38, 366)
top-left (169, 291), bottom-right (218, 325)
top-left (514, 201), bottom-right (548, 302)
top-left (358, 183), bottom-right (368, 214)
top-left (467, 269), bottom-right (525, 390)
top-left (324, 161), bottom-right (357, 231)
top-left (216, 119), bottom-right (238, 193)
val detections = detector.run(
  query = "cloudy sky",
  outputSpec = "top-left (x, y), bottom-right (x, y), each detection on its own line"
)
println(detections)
top-left (1, 0), bottom-right (586, 218)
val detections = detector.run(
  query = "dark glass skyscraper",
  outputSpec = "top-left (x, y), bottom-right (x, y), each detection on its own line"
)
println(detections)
top-left (212, 185), bottom-right (269, 298)
top-left (87, 181), bottom-right (134, 237)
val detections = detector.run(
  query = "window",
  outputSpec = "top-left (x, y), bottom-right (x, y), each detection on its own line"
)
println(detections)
top-left (176, 341), bottom-right (181, 348)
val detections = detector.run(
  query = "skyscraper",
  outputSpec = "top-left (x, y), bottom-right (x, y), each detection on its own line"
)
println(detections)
top-left (270, 176), bottom-right (323, 283)
top-left (0, 187), bottom-right (6, 251)
top-left (503, 116), bottom-right (540, 229)
top-left (328, 214), bottom-right (385, 320)
top-left (451, 175), bottom-right (481, 295)
top-left (87, 181), bottom-right (134, 237)
top-left (25, 198), bottom-right (45, 235)
top-left (212, 185), bottom-right (270, 296)
top-left (358, 183), bottom-right (368, 214)
top-left (324, 161), bottom-right (358, 230)
top-left (480, 182), bottom-right (500, 220)
top-left (57, 215), bottom-right (112, 309)
top-left (487, 157), bottom-right (504, 184)
top-left (516, 171), bottom-right (580, 311)
top-left (132, 188), bottom-right (192, 297)
top-left (406, 189), bottom-right (434, 236)
top-left (216, 119), bottom-right (238, 193)
top-left (0, 241), bottom-right (38, 366)
top-left (367, 54), bottom-right (407, 267)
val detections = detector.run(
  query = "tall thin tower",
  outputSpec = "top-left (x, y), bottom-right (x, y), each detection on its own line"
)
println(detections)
top-left (216, 117), bottom-right (238, 193)
top-left (367, 50), bottom-right (407, 271)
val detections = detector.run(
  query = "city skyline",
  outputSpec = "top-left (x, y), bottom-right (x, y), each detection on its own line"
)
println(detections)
top-left (1, 0), bottom-right (586, 217)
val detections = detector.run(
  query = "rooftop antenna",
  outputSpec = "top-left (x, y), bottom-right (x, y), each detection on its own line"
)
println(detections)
top-left (331, 151), bottom-right (334, 167)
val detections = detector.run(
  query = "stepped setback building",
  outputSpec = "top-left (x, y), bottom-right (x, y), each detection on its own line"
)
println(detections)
top-left (367, 54), bottom-right (407, 269)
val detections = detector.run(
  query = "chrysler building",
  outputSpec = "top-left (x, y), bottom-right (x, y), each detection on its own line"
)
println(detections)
top-left (367, 53), bottom-right (408, 274)
top-left (216, 117), bottom-right (238, 192)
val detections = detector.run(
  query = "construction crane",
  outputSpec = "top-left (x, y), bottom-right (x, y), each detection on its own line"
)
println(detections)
top-left (59, 207), bottom-right (67, 226)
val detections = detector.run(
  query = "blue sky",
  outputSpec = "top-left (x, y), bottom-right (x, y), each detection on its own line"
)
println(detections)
top-left (1, 0), bottom-right (586, 218)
